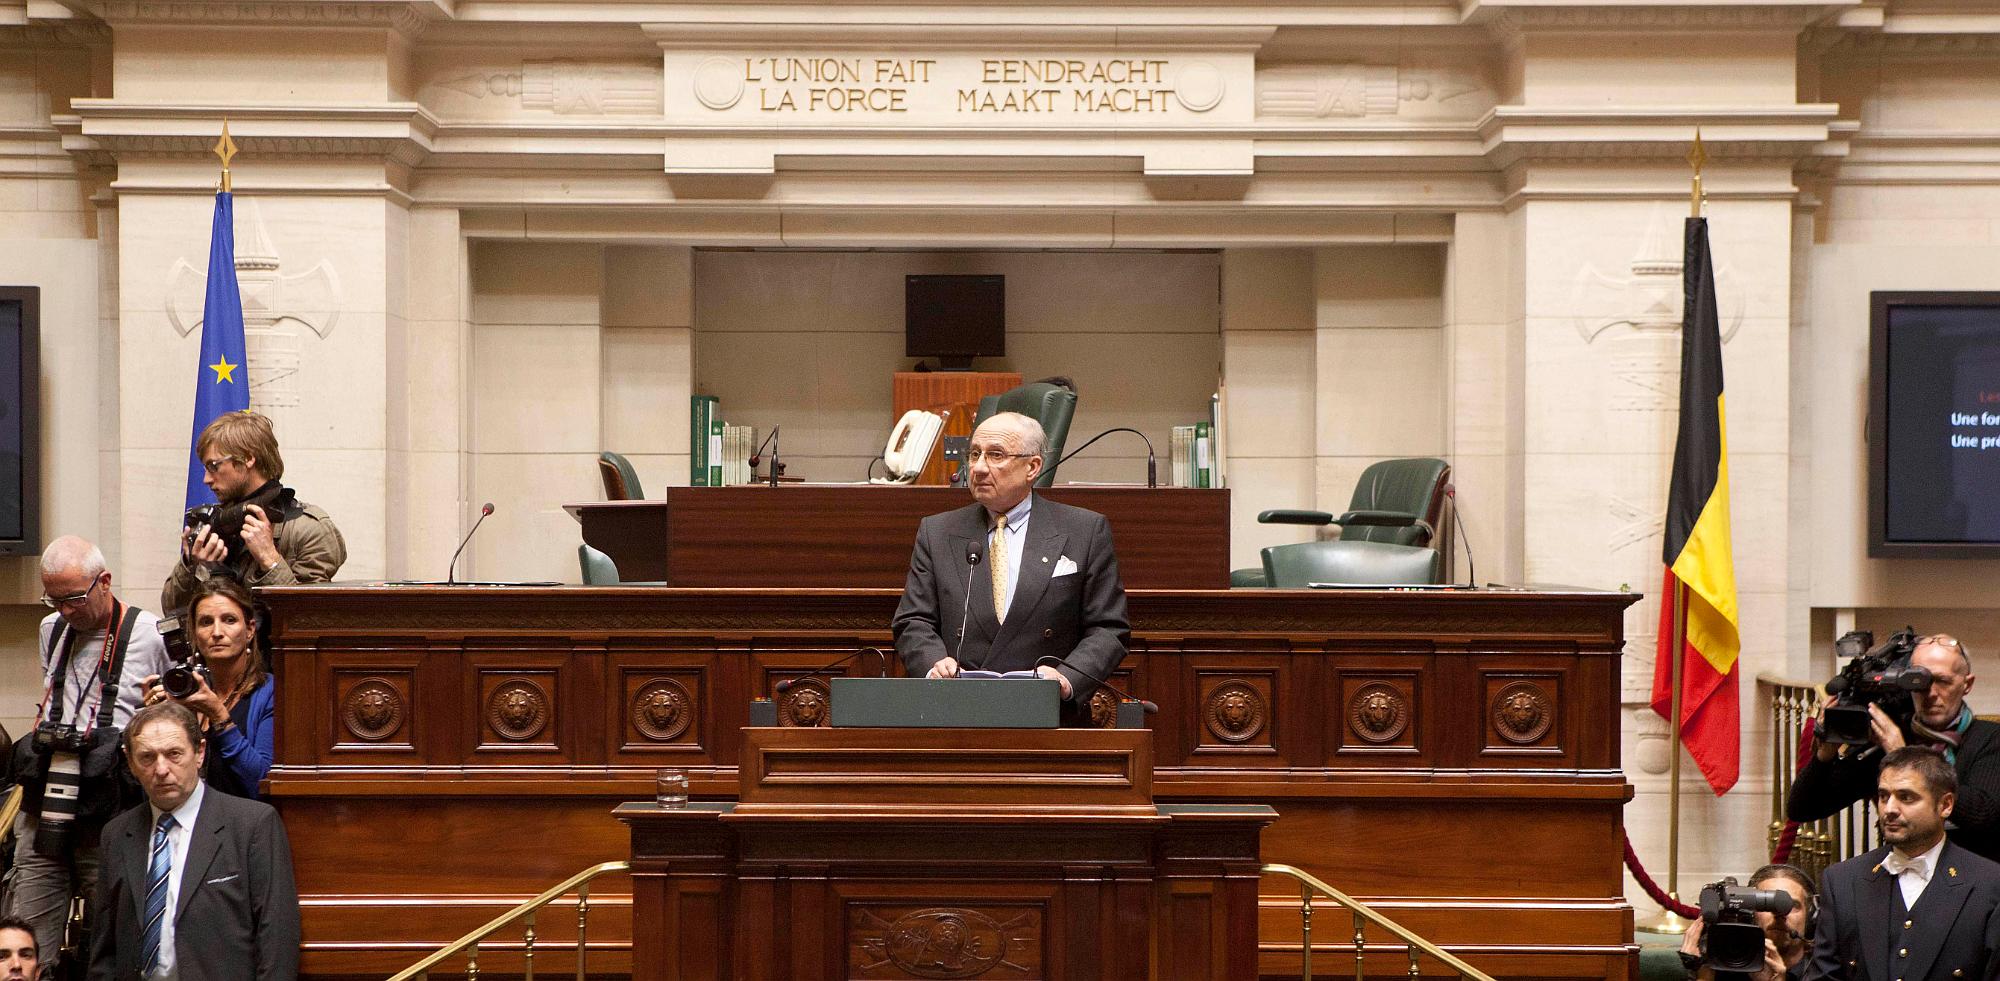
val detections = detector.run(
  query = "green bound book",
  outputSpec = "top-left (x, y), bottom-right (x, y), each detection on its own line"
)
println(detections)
top-left (1195, 421), bottom-right (1211, 489)
top-left (708, 417), bottom-right (724, 487)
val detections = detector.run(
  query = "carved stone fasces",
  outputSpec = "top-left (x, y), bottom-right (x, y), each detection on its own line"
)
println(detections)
top-left (433, 60), bottom-right (664, 116)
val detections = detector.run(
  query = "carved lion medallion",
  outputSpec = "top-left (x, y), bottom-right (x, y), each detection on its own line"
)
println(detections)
top-left (1492, 681), bottom-right (1553, 744)
top-left (1347, 682), bottom-right (1409, 744)
top-left (486, 679), bottom-right (550, 742)
top-left (1087, 688), bottom-right (1119, 729)
top-left (342, 678), bottom-right (402, 742)
top-left (781, 681), bottom-right (829, 728)
top-left (1203, 680), bottom-right (1266, 743)
top-left (631, 679), bottom-right (692, 741)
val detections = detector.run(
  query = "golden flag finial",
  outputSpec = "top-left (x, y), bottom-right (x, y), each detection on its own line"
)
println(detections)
top-left (214, 120), bottom-right (238, 193)
top-left (1688, 127), bottom-right (1707, 218)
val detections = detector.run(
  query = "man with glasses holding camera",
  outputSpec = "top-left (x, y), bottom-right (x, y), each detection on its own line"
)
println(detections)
top-left (162, 410), bottom-right (346, 615)
top-left (893, 411), bottom-right (1130, 726)
top-left (4, 536), bottom-right (170, 977)
top-left (1790, 633), bottom-right (2000, 861)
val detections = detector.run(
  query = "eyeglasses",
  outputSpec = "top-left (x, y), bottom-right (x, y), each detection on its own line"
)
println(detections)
top-left (40, 579), bottom-right (100, 610)
top-left (1919, 635), bottom-right (1962, 649)
top-left (200, 455), bottom-right (242, 474)
top-left (966, 449), bottom-right (1033, 466)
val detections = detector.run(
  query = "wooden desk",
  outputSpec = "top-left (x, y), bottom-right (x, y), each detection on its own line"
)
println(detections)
top-left (564, 485), bottom-right (1230, 589)
top-left (264, 584), bottom-right (1638, 980)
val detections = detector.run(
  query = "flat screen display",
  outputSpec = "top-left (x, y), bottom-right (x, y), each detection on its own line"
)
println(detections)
top-left (0, 287), bottom-right (39, 556)
top-left (1870, 291), bottom-right (2000, 557)
top-left (906, 275), bottom-right (1005, 369)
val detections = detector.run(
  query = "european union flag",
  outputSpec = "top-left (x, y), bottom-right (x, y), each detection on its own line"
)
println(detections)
top-left (184, 191), bottom-right (249, 509)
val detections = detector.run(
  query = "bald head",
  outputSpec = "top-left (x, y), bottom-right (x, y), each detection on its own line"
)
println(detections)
top-left (39, 535), bottom-right (104, 581)
top-left (973, 412), bottom-right (1046, 458)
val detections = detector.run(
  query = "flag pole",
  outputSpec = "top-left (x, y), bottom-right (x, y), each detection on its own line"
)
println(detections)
top-left (1642, 130), bottom-right (1707, 936)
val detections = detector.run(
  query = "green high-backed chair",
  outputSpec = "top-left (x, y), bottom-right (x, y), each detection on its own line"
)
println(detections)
top-left (578, 543), bottom-right (667, 585)
top-left (598, 451), bottom-right (643, 501)
top-left (973, 382), bottom-right (1078, 487)
top-left (1232, 457), bottom-right (1453, 587)
top-left (1260, 539), bottom-right (1443, 588)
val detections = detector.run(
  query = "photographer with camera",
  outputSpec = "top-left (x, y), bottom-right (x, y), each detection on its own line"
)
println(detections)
top-left (1806, 747), bottom-right (2000, 981)
top-left (138, 577), bottom-right (275, 802)
top-left (162, 410), bottom-right (345, 616)
top-left (3, 536), bottom-right (170, 978)
top-left (1789, 632), bottom-right (2000, 861)
top-left (1678, 865), bottom-right (1815, 981)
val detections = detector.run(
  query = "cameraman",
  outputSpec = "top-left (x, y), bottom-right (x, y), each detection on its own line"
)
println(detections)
top-left (1787, 634), bottom-right (2000, 861)
top-left (3, 536), bottom-right (169, 978)
top-left (163, 410), bottom-right (346, 615)
top-left (139, 577), bottom-right (276, 801)
top-left (1678, 865), bottom-right (1815, 981)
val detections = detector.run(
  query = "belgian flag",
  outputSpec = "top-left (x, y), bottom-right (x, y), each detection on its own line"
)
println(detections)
top-left (1650, 216), bottom-right (1741, 795)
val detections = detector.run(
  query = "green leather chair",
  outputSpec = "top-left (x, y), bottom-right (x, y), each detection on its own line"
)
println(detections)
top-left (598, 451), bottom-right (643, 501)
top-left (973, 382), bottom-right (1078, 487)
top-left (579, 544), bottom-right (621, 584)
top-left (1232, 457), bottom-right (1453, 586)
top-left (1260, 539), bottom-right (1442, 588)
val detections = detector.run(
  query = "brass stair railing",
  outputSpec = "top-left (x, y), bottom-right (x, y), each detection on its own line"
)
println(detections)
top-left (1758, 673), bottom-right (1877, 880)
top-left (1262, 864), bottom-right (1498, 981)
top-left (386, 861), bottom-right (629, 981)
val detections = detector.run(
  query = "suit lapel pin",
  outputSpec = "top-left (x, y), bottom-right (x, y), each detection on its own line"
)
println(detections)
top-left (1041, 556), bottom-right (1048, 563)
top-left (1873, 864), bottom-right (1884, 874)
top-left (1950, 867), bottom-right (1959, 877)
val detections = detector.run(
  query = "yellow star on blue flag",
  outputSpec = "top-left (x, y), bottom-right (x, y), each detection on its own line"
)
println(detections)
top-left (209, 355), bottom-right (238, 384)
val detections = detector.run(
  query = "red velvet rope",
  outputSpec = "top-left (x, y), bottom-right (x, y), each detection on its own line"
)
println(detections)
top-left (1623, 829), bottom-right (1699, 920)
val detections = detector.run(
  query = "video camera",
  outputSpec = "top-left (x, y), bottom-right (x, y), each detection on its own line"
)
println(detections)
top-left (1821, 628), bottom-right (1926, 746)
top-left (1698, 877), bottom-right (1796, 973)
top-left (156, 614), bottom-right (209, 699)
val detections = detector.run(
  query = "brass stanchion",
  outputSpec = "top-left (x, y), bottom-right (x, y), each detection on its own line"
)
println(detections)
top-left (1641, 577), bottom-right (1692, 934)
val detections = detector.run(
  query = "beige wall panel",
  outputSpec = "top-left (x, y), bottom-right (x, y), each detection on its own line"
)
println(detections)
top-left (466, 451), bottom-right (600, 583)
top-left (470, 321), bottom-right (602, 456)
top-left (1221, 330), bottom-right (1313, 459)
top-left (1227, 456), bottom-right (1316, 572)
top-left (603, 246), bottom-right (694, 329)
top-left (1314, 327), bottom-right (1443, 458)
top-left (112, 26), bottom-right (397, 101)
top-left (1518, 31), bottom-right (1797, 106)
top-left (1221, 249), bottom-right (1314, 334)
top-left (1313, 245), bottom-right (1445, 329)
top-left (601, 326), bottom-right (693, 459)
top-left (468, 241), bottom-right (603, 326)
top-left (0, 238), bottom-right (99, 600)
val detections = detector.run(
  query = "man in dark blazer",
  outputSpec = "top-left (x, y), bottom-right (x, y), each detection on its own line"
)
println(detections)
top-left (1790, 634), bottom-right (2000, 862)
top-left (894, 411), bottom-right (1129, 721)
top-left (1807, 747), bottom-right (2000, 981)
top-left (88, 701), bottom-right (299, 981)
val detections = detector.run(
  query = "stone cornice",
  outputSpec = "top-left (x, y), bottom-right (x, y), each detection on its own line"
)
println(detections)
top-left (62, 101), bottom-right (438, 167)
top-left (82, 0), bottom-right (449, 35)
top-left (1472, 1), bottom-right (1858, 36)
top-left (1478, 105), bottom-right (1847, 165)
top-left (642, 22), bottom-right (1277, 50)
top-left (463, 1), bottom-right (1466, 28)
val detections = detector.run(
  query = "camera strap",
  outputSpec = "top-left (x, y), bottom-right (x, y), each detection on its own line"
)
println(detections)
top-left (41, 601), bottom-right (139, 733)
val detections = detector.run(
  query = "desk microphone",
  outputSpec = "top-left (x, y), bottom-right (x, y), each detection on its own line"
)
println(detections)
top-left (1445, 484), bottom-right (1476, 588)
top-left (954, 547), bottom-right (980, 667)
top-left (748, 425), bottom-right (782, 487)
top-left (1052, 428), bottom-right (1157, 488)
top-left (1033, 655), bottom-right (1158, 714)
top-left (447, 502), bottom-right (494, 586)
top-left (776, 646), bottom-right (888, 694)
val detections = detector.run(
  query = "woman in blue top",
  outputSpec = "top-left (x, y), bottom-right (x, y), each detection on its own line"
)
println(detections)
top-left (140, 576), bottom-right (275, 801)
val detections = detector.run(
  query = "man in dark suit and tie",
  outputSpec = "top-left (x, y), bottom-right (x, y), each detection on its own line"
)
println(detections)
top-left (1807, 747), bottom-right (2000, 981)
top-left (88, 701), bottom-right (300, 981)
top-left (894, 411), bottom-right (1130, 722)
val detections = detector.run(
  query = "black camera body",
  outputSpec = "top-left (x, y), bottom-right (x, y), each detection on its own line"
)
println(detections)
top-left (1822, 628), bottom-right (1928, 746)
top-left (30, 721), bottom-right (85, 756)
top-left (1699, 877), bottom-right (1796, 972)
top-left (157, 614), bottom-right (209, 699)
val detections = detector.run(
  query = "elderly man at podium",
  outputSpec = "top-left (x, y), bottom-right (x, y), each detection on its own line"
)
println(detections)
top-left (892, 411), bottom-right (1130, 723)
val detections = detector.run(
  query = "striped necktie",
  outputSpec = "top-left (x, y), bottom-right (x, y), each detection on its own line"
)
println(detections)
top-left (142, 812), bottom-right (177, 974)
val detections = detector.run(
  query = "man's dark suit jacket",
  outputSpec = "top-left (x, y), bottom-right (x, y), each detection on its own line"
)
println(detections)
top-left (893, 495), bottom-right (1130, 716)
top-left (1807, 841), bottom-right (2000, 981)
top-left (88, 784), bottom-right (301, 981)
top-left (1789, 720), bottom-right (2000, 862)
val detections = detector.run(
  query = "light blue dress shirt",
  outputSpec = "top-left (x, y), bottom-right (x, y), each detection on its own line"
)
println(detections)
top-left (989, 495), bottom-right (1032, 619)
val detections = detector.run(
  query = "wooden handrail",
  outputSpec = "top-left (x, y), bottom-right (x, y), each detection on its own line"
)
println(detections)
top-left (1262, 863), bottom-right (1498, 981)
top-left (385, 861), bottom-right (629, 981)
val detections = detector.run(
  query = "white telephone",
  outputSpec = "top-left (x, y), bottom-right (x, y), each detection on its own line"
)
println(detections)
top-left (873, 409), bottom-right (944, 483)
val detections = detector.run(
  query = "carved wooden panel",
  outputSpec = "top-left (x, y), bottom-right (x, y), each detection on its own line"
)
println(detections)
top-left (1482, 674), bottom-right (1564, 757)
top-left (1193, 670), bottom-right (1277, 756)
top-left (476, 670), bottom-right (560, 754)
top-left (330, 670), bottom-right (416, 754)
top-left (1335, 674), bottom-right (1419, 755)
top-left (847, 903), bottom-right (1044, 979)
top-left (621, 672), bottom-right (701, 750)
top-left (1078, 665), bottom-right (1141, 730)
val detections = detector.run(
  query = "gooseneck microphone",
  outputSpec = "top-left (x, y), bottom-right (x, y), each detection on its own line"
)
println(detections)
top-left (1052, 428), bottom-right (1158, 488)
top-left (447, 502), bottom-right (495, 586)
top-left (953, 547), bottom-right (980, 667)
top-left (749, 425), bottom-right (782, 487)
top-left (1445, 484), bottom-right (1476, 588)
top-left (776, 647), bottom-right (889, 694)
top-left (1034, 655), bottom-right (1159, 714)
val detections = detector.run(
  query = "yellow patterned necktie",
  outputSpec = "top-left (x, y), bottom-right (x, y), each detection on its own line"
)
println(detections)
top-left (990, 514), bottom-right (1008, 622)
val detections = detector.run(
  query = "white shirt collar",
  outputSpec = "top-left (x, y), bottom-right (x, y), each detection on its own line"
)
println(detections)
top-left (1885, 836), bottom-right (1946, 880)
top-left (150, 779), bottom-right (206, 833)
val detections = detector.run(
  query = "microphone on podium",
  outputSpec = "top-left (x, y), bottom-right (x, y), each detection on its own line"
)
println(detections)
top-left (1052, 428), bottom-right (1157, 488)
top-left (1033, 655), bottom-right (1158, 714)
top-left (447, 502), bottom-right (495, 586)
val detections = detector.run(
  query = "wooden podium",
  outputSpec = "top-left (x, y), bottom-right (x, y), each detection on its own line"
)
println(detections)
top-left (619, 726), bottom-right (1273, 980)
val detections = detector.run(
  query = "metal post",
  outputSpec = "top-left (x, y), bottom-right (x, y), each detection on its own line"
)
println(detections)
top-left (576, 884), bottom-right (591, 981)
top-left (1302, 886), bottom-right (1314, 981)
top-left (1642, 578), bottom-right (1691, 933)
top-left (1353, 911), bottom-right (1366, 981)
top-left (523, 913), bottom-right (536, 981)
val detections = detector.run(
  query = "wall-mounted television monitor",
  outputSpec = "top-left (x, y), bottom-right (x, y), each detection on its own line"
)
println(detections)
top-left (1869, 291), bottom-right (2000, 558)
top-left (0, 287), bottom-right (39, 556)
top-left (906, 274), bottom-right (1004, 371)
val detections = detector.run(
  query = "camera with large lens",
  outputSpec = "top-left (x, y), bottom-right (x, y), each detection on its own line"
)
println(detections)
top-left (157, 614), bottom-right (209, 699)
top-left (30, 721), bottom-right (85, 756)
top-left (1699, 877), bottom-right (1796, 973)
top-left (1821, 628), bottom-right (1926, 746)
top-left (182, 501), bottom-right (247, 565)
